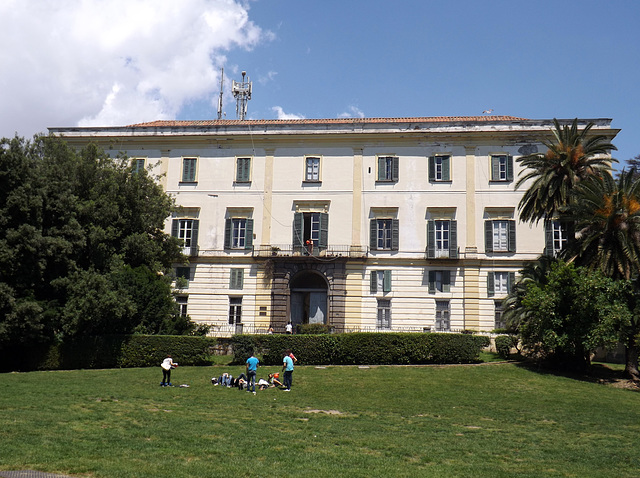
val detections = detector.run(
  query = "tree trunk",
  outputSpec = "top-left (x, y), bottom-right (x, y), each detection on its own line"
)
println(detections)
top-left (624, 338), bottom-right (640, 381)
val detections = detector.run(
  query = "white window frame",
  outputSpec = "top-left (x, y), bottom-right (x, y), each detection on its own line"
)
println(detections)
top-left (305, 156), bottom-right (321, 182)
top-left (493, 220), bottom-right (509, 252)
top-left (552, 221), bottom-right (567, 255)
top-left (178, 219), bottom-right (194, 249)
top-left (435, 300), bottom-right (450, 332)
top-left (434, 220), bottom-right (450, 258)
top-left (377, 299), bottom-right (391, 329)
top-left (229, 297), bottom-right (242, 325)
top-left (494, 272), bottom-right (509, 295)
top-left (494, 301), bottom-right (505, 329)
top-left (377, 219), bottom-right (393, 250)
top-left (176, 296), bottom-right (188, 317)
top-left (232, 218), bottom-right (247, 249)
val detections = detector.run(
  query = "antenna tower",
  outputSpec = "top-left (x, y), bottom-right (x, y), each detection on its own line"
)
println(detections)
top-left (232, 71), bottom-right (252, 120)
top-left (217, 68), bottom-right (224, 120)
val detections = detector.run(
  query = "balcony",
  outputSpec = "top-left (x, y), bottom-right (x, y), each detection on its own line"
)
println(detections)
top-left (252, 244), bottom-right (368, 259)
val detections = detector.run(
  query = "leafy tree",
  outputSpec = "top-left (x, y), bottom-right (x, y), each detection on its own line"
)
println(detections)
top-left (515, 118), bottom-right (617, 224)
top-left (624, 154), bottom-right (640, 180)
top-left (0, 135), bottom-right (186, 349)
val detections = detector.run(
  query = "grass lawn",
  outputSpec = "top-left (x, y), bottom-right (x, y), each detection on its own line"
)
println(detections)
top-left (0, 361), bottom-right (639, 477)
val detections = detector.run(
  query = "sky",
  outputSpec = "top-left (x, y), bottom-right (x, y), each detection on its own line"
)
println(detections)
top-left (1, 0), bottom-right (639, 165)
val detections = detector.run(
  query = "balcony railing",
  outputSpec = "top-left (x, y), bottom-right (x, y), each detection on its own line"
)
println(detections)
top-left (252, 244), bottom-right (368, 259)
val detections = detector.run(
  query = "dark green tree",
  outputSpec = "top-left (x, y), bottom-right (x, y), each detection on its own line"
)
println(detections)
top-left (0, 135), bottom-right (186, 348)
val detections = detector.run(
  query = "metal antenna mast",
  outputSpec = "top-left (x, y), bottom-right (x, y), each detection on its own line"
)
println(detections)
top-left (217, 68), bottom-right (224, 120)
top-left (232, 71), bottom-right (252, 120)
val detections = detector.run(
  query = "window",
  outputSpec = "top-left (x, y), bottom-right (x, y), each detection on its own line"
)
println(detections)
top-left (427, 220), bottom-right (458, 259)
top-left (494, 301), bottom-right (505, 329)
top-left (377, 299), bottom-right (391, 329)
top-left (305, 157), bottom-right (320, 182)
top-left (293, 212), bottom-right (328, 254)
top-left (171, 219), bottom-right (199, 255)
top-left (429, 155), bottom-right (451, 182)
top-left (224, 218), bottom-right (254, 250)
top-left (175, 267), bottom-right (191, 288)
top-left (488, 271), bottom-right (516, 296)
top-left (490, 154), bottom-right (513, 182)
top-left (132, 158), bottom-right (145, 174)
top-left (230, 268), bottom-right (244, 290)
top-left (435, 300), bottom-right (450, 332)
top-left (545, 220), bottom-right (570, 256)
top-left (370, 270), bottom-right (392, 294)
top-left (229, 297), bottom-right (242, 325)
top-left (236, 157), bottom-right (251, 182)
top-left (485, 220), bottom-right (516, 253)
top-left (176, 296), bottom-right (188, 317)
top-left (428, 270), bottom-right (451, 294)
top-left (370, 218), bottom-right (399, 251)
top-left (182, 157), bottom-right (197, 182)
top-left (377, 156), bottom-right (399, 182)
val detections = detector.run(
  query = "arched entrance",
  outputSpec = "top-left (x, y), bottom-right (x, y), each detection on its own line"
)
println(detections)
top-left (289, 271), bottom-right (328, 329)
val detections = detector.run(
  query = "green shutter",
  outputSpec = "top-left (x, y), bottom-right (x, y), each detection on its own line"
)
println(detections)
top-left (508, 220), bottom-right (516, 252)
top-left (182, 158), bottom-right (196, 182)
top-left (377, 157), bottom-right (385, 181)
top-left (506, 154), bottom-right (513, 182)
top-left (442, 156), bottom-right (450, 181)
top-left (487, 272), bottom-right (495, 297)
top-left (428, 156), bottom-right (435, 181)
top-left (491, 156), bottom-right (500, 181)
top-left (171, 219), bottom-right (179, 238)
top-left (230, 269), bottom-right (244, 290)
top-left (544, 220), bottom-right (554, 256)
top-left (370, 271), bottom-right (377, 293)
top-left (442, 270), bottom-right (451, 293)
top-left (224, 219), bottom-right (232, 249)
top-left (428, 270), bottom-right (435, 294)
top-left (237, 157), bottom-right (251, 182)
top-left (391, 219), bottom-right (399, 251)
top-left (319, 213), bottom-right (329, 249)
top-left (485, 221), bottom-right (493, 253)
top-left (383, 270), bottom-right (392, 293)
top-left (508, 272), bottom-right (516, 293)
top-left (392, 157), bottom-right (399, 181)
top-left (449, 220), bottom-right (458, 259)
top-left (370, 219), bottom-right (378, 250)
top-left (244, 219), bottom-right (254, 250)
top-left (293, 213), bottom-right (304, 251)
top-left (427, 220), bottom-right (435, 259)
top-left (191, 220), bottom-right (199, 253)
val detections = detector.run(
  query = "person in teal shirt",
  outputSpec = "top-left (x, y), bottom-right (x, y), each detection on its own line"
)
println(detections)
top-left (246, 351), bottom-right (259, 394)
top-left (282, 349), bottom-right (294, 391)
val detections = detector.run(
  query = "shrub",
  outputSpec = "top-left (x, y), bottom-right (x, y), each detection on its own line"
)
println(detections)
top-left (495, 335), bottom-right (518, 360)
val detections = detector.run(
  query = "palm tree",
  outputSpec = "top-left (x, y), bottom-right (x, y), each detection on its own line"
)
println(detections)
top-left (566, 170), bottom-right (640, 379)
top-left (516, 118), bottom-right (617, 224)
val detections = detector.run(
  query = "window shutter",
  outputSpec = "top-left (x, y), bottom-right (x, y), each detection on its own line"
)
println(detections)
top-left (442, 270), bottom-right (451, 293)
top-left (224, 219), bottom-right (232, 249)
top-left (485, 221), bottom-right (493, 253)
top-left (428, 156), bottom-right (435, 181)
top-left (377, 156), bottom-right (385, 181)
top-left (491, 156), bottom-right (500, 181)
top-left (449, 220), bottom-right (458, 259)
top-left (427, 220), bottom-right (435, 259)
top-left (293, 213), bottom-right (304, 251)
top-left (442, 156), bottom-right (450, 181)
top-left (391, 219), bottom-right (399, 251)
top-left (171, 219), bottom-right (179, 238)
top-left (319, 213), bottom-right (329, 249)
top-left (508, 272), bottom-right (516, 293)
top-left (392, 157), bottom-right (399, 181)
top-left (506, 154), bottom-right (513, 181)
top-left (237, 158), bottom-right (250, 182)
top-left (191, 220), bottom-right (199, 252)
top-left (182, 158), bottom-right (195, 182)
top-left (244, 219), bottom-right (254, 250)
top-left (230, 269), bottom-right (244, 290)
top-left (428, 270), bottom-right (435, 294)
top-left (383, 270), bottom-right (392, 293)
top-left (370, 219), bottom-right (378, 250)
top-left (508, 220), bottom-right (516, 252)
top-left (487, 272), bottom-right (495, 297)
top-left (544, 220), bottom-right (554, 256)
top-left (370, 271), bottom-right (377, 293)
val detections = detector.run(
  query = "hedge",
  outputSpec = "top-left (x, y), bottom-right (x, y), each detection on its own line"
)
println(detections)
top-left (231, 332), bottom-right (490, 366)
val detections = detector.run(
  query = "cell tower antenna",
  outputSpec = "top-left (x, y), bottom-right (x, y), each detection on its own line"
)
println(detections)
top-left (217, 67), bottom-right (224, 120)
top-left (232, 70), bottom-right (252, 120)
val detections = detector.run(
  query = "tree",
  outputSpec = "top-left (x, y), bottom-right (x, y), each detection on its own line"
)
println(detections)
top-left (515, 118), bottom-right (617, 224)
top-left (623, 154), bottom-right (640, 180)
top-left (0, 135), bottom-right (185, 348)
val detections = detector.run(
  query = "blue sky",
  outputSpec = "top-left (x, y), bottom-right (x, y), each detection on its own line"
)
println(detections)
top-left (2, 0), bottom-right (638, 165)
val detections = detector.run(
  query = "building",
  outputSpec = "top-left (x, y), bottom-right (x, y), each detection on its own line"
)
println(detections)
top-left (50, 116), bottom-right (619, 336)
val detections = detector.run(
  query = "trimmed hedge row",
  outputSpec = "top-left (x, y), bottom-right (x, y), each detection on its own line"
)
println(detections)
top-left (1, 335), bottom-right (217, 372)
top-left (231, 332), bottom-right (490, 366)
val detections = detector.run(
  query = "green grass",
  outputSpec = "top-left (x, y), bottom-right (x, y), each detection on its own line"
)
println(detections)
top-left (1, 363), bottom-right (639, 477)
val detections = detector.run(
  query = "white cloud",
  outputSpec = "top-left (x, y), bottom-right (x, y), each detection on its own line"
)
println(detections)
top-left (338, 106), bottom-right (365, 119)
top-left (271, 106), bottom-right (305, 120)
top-left (0, 0), bottom-right (270, 137)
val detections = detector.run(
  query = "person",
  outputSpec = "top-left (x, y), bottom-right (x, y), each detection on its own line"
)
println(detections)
top-left (282, 349), bottom-right (294, 391)
top-left (285, 321), bottom-right (293, 334)
top-left (268, 373), bottom-right (283, 388)
top-left (257, 378), bottom-right (270, 390)
top-left (160, 355), bottom-right (177, 387)
top-left (246, 351), bottom-right (259, 394)
top-left (267, 326), bottom-right (274, 334)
